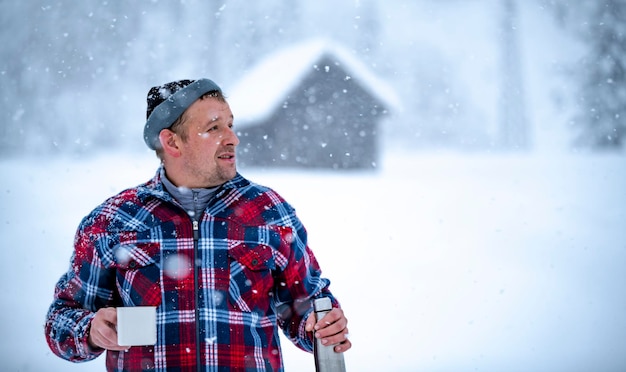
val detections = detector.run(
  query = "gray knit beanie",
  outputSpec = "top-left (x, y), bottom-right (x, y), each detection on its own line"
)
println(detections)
top-left (143, 78), bottom-right (222, 150)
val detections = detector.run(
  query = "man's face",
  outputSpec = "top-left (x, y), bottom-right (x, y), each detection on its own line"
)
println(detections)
top-left (175, 97), bottom-right (239, 188)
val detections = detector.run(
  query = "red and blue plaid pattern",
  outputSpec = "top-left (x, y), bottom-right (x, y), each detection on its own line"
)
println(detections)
top-left (45, 168), bottom-right (338, 371)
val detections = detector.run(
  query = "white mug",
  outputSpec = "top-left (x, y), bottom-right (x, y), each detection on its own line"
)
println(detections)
top-left (116, 306), bottom-right (157, 346)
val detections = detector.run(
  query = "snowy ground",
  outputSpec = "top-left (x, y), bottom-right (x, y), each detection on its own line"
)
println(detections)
top-left (1, 150), bottom-right (625, 371)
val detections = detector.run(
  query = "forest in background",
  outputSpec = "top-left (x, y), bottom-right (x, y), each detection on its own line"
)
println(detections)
top-left (0, 0), bottom-right (624, 157)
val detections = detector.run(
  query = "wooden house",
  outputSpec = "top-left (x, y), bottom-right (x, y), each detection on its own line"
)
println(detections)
top-left (227, 39), bottom-right (400, 169)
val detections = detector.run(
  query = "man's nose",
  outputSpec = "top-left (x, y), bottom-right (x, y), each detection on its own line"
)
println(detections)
top-left (223, 127), bottom-right (239, 146)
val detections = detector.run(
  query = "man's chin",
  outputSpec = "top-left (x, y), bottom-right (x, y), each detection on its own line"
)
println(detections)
top-left (219, 167), bottom-right (238, 182)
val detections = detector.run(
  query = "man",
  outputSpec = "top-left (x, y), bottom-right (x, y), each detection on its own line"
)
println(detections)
top-left (45, 78), bottom-right (351, 371)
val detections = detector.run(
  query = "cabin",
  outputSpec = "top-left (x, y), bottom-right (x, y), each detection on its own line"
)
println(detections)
top-left (227, 39), bottom-right (400, 170)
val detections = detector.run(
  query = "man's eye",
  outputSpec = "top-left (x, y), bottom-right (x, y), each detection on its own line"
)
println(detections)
top-left (208, 125), bottom-right (218, 132)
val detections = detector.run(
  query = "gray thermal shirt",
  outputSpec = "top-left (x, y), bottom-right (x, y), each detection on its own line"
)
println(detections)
top-left (160, 168), bottom-right (219, 221)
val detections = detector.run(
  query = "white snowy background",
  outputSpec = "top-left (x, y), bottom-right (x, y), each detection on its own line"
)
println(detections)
top-left (1, 1), bottom-right (625, 371)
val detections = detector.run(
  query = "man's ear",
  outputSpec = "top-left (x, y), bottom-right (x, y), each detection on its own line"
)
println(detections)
top-left (159, 129), bottom-right (182, 158)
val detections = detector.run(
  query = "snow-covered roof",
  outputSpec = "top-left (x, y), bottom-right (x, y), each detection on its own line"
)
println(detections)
top-left (226, 38), bottom-right (401, 125)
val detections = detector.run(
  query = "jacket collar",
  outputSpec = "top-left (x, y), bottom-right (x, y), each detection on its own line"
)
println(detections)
top-left (136, 165), bottom-right (250, 206)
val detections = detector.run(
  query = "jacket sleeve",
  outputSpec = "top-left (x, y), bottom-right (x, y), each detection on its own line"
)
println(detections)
top-left (44, 215), bottom-right (117, 362)
top-left (272, 208), bottom-right (340, 353)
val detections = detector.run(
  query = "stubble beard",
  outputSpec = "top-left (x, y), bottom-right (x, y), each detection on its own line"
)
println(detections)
top-left (214, 163), bottom-right (237, 185)
top-left (200, 160), bottom-right (237, 188)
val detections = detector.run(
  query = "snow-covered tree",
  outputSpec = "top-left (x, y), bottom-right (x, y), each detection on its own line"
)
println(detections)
top-left (498, 0), bottom-right (529, 150)
top-left (544, 0), bottom-right (626, 149)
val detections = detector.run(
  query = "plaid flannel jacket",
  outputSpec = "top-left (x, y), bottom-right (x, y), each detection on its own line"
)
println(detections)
top-left (45, 168), bottom-right (337, 371)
